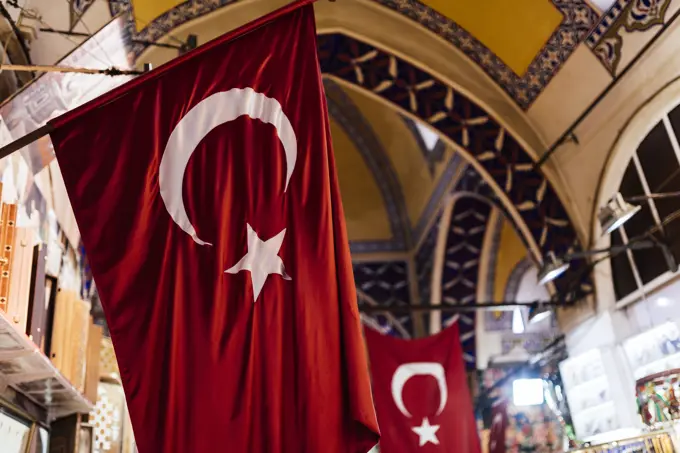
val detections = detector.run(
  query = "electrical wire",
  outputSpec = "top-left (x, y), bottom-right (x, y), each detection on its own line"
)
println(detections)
top-left (5, 0), bottom-right (113, 69)
top-left (61, 0), bottom-right (116, 67)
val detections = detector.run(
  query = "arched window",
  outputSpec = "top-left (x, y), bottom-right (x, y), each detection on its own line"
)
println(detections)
top-left (611, 104), bottom-right (680, 300)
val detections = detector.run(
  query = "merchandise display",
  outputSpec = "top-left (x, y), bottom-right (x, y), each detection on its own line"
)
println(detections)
top-left (635, 369), bottom-right (680, 426)
top-left (624, 323), bottom-right (680, 380)
top-left (559, 349), bottom-right (634, 440)
top-left (0, 129), bottom-right (97, 450)
top-left (568, 432), bottom-right (675, 453)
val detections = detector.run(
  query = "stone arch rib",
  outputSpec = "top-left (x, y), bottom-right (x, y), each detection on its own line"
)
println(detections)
top-left (324, 79), bottom-right (411, 252)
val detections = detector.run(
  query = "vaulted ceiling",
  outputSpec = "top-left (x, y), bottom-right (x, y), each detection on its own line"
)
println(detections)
top-left (108, 0), bottom-right (595, 304)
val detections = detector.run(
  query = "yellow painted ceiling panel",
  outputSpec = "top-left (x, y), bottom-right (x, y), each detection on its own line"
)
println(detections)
top-left (131, 0), bottom-right (184, 31)
top-left (493, 217), bottom-right (530, 301)
top-left (421, 0), bottom-right (563, 76)
top-left (343, 87), bottom-right (453, 228)
top-left (330, 120), bottom-right (393, 242)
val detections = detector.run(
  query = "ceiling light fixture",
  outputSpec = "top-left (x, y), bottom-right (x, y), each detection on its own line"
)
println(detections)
top-left (537, 252), bottom-right (570, 286)
top-left (598, 192), bottom-right (641, 235)
top-left (528, 303), bottom-right (552, 324)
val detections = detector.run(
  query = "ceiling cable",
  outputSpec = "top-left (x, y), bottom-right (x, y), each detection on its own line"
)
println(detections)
top-left (534, 6), bottom-right (680, 170)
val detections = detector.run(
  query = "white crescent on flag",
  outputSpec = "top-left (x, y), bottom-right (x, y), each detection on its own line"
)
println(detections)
top-left (158, 87), bottom-right (298, 245)
top-left (391, 362), bottom-right (448, 418)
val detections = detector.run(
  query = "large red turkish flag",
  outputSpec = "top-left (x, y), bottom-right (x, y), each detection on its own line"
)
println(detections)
top-left (364, 324), bottom-right (481, 453)
top-left (47, 2), bottom-right (379, 452)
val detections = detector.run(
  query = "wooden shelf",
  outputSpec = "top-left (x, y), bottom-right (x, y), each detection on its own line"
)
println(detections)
top-left (0, 310), bottom-right (93, 420)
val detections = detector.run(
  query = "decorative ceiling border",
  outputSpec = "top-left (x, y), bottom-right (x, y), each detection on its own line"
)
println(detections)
top-left (109, 0), bottom-right (598, 109)
top-left (354, 261), bottom-right (413, 338)
top-left (374, 0), bottom-right (599, 109)
top-left (585, 0), bottom-right (671, 75)
top-left (317, 32), bottom-right (593, 299)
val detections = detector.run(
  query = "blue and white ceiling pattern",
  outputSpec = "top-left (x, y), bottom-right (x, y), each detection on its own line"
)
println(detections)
top-left (353, 261), bottom-right (413, 338)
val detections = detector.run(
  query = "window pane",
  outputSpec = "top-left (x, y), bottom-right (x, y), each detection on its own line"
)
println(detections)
top-left (631, 240), bottom-right (669, 284)
top-left (637, 121), bottom-right (679, 193)
top-left (667, 104), bottom-right (680, 139)
top-left (610, 229), bottom-right (639, 299)
top-left (619, 160), bottom-right (645, 199)
top-left (415, 121), bottom-right (439, 151)
top-left (618, 161), bottom-right (668, 285)
top-left (653, 167), bottom-right (680, 220)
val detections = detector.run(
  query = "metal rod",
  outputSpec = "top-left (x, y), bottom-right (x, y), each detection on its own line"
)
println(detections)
top-left (0, 63), bottom-right (142, 76)
top-left (564, 239), bottom-right (655, 259)
top-left (625, 191), bottom-right (680, 202)
top-left (0, 124), bottom-right (53, 161)
top-left (534, 6), bottom-right (680, 170)
top-left (360, 300), bottom-right (561, 313)
top-left (132, 39), bottom-right (184, 50)
top-left (38, 27), bottom-right (90, 38)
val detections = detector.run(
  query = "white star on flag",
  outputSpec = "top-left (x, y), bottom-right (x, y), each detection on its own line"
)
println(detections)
top-left (412, 417), bottom-right (440, 447)
top-left (225, 223), bottom-right (291, 302)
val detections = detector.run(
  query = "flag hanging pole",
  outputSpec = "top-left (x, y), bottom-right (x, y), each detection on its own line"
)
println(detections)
top-left (0, 63), bottom-right (143, 76)
top-left (0, 63), bottom-right (145, 161)
top-left (0, 124), bottom-right (53, 161)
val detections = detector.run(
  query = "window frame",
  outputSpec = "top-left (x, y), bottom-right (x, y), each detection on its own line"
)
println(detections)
top-left (613, 110), bottom-right (680, 307)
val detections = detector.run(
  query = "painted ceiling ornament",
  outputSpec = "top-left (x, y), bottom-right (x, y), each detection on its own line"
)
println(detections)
top-left (625, 0), bottom-right (671, 31)
top-left (159, 87), bottom-right (297, 302)
top-left (391, 362), bottom-right (448, 446)
top-left (588, 0), bottom-right (671, 75)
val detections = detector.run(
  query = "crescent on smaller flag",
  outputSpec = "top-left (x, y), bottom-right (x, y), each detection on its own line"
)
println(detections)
top-left (391, 362), bottom-right (448, 418)
top-left (159, 87), bottom-right (297, 245)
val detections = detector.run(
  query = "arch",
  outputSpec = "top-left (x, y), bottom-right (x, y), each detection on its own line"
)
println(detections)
top-left (505, 257), bottom-right (537, 301)
top-left (317, 33), bottom-right (591, 298)
top-left (594, 76), bottom-right (680, 242)
top-left (592, 76), bottom-right (680, 309)
top-left (429, 189), bottom-right (496, 368)
top-left (324, 79), bottom-right (411, 252)
top-left (121, 0), bottom-right (548, 162)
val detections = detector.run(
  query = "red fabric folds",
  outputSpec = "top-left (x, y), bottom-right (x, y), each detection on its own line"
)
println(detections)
top-left (365, 324), bottom-right (481, 453)
top-left (488, 398), bottom-right (509, 453)
top-left (48, 3), bottom-right (379, 453)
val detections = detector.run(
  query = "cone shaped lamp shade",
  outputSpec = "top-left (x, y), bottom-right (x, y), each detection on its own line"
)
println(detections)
top-left (537, 252), bottom-right (570, 286)
top-left (599, 192), bottom-right (641, 235)
top-left (528, 304), bottom-right (552, 324)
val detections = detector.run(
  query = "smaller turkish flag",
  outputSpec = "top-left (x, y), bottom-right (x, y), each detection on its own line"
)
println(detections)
top-left (488, 399), bottom-right (509, 453)
top-left (365, 323), bottom-right (481, 453)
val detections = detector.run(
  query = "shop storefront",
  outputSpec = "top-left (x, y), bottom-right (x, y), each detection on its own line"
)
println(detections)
top-left (559, 277), bottom-right (680, 452)
top-left (0, 15), bottom-right (136, 453)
